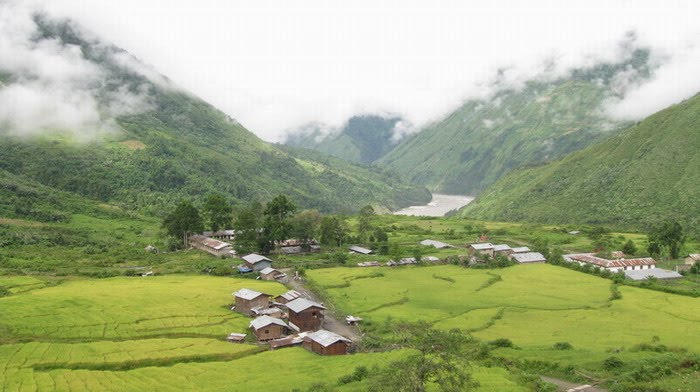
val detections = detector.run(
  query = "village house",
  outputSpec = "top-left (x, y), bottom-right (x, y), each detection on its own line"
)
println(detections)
top-left (624, 268), bottom-right (683, 281)
top-left (188, 235), bottom-right (233, 257)
top-left (419, 239), bottom-right (454, 249)
top-left (510, 252), bottom-right (547, 264)
top-left (511, 246), bottom-right (530, 254)
top-left (564, 253), bottom-right (656, 273)
top-left (685, 254), bottom-right (700, 266)
top-left (259, 267), bottom-right (286, 281)
top-left (275, 290), bottom-right (303, 305)
top-left (303, 330), bottom-right (351, 355)
top-left (349, 245), bottom-right (374, 255)
top-left (202, 229), bottom-right (236, 241)
top-left (232, 288), bottom-right (272, 316)
top-left (276, 239), bottom-right (321, 254)
top-left (249, 315), bottom-right (290, 341)
top-left (468, 243), bottom-right (495, 257)
top-left (492, 244), bottom-right (513, 255)
top-left (251, 306), bottom-right (284, 318)
top-left (241, 253), bottom-right (273, 271)
top-left (286, 298), bottom-right (326, 332)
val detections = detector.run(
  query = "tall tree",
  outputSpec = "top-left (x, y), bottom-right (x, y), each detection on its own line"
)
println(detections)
top-left (262, 195), bottom-right (297, 249)
top-left (202, 193), bottom-right (232, 232)
top-left (320, 216), bottom-right (349, 247)
top-left (648, 220), bottom-right (686, 259)
top-left (357, 205), bottom-right (375, 243)
top-left (162, 201), bottom-right (204, 246)
top-left (233, 202), bottom-right (263, 254)
top-left (290, 209), bottom-right (322, 247)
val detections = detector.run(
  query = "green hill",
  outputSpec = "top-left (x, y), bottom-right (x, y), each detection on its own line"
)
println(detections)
top-left (285, 115), bottom-right (401, 164)
top-left (461, 93), bottom-right (700, 232)
top-left (379, 52), bottom-right (652, 195)
top-left (0, 17), bottom-right (429, 217)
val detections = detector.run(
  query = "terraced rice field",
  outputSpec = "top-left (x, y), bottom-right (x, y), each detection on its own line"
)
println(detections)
top-left (307, 264), bottom-right (700, 355)
top-left (0, 275), bottom-right (528, 391)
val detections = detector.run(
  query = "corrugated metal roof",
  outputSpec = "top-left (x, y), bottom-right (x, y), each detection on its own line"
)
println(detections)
top-left (306, 330), bottom-right (351, 347)
top-left (189, 235), bottom-right (231, 250)
top-left (285, 298), bottom-right (325, 313)
top-left (511, 247), bottom-right (530, 253)
top-left (567, 254), bottom-right (656, 268)
top-left (242, 253), bottom-right (273, 264)
top-left (250, 315), bottom-right (289, 330)
top-left (624, 268), bottom-right (683, 280)
top-left (493, 244), bottom-right (512, 252)
top-left (349, 245), bottom-right (373, 254)
top-left (470, 243), bottom-right (494, 250)
top-left (259, 267), bottom-right (279, 275)
top-left (233, 288), bottom-right (269, 300)
top-left (277, 290), bottom-right (303, 301)
top-left (511, 252), bottom-right (546, 263)
top-left (420, 239), bottom-right (453, 249)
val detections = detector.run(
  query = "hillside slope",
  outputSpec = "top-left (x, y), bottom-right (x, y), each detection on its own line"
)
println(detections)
top-left (380, 52), bottom-right (651, 195)
top-left (285, 115), bottom-right (401, 164)
top-left (461, 93), bottom-right (700, 232)
top-left (0, 16), bottom-right (429, 215)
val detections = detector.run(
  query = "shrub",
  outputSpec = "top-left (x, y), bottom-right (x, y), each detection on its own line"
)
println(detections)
top-left (489, 338), bottom-right (514, 348)
top-left (603, 356), bottom-right (624, 369)
top-left (553, 342), bottom-right (573, 350)
top-left (338, 366), bottom-right (369, 385)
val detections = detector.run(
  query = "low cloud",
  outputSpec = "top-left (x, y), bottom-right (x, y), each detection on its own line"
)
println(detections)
top-left (0, 0), bottom-right (158, 140)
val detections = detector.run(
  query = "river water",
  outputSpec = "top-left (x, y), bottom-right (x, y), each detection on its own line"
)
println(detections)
top-left (393, 193), bottom-right (474, 217)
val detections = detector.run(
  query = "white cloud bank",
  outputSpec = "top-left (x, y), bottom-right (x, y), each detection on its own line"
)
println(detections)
top-left (0, 0), bottom-right (158, 139)
top-left (7, 0), bottom-right (700, 141)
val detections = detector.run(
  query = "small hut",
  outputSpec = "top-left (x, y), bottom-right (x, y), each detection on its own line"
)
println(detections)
top-left (286, 298), bottom-right (326, 332)
top-left (233, 288), bottom-right (272, 316)
top-left (303, 330), bottom-right (351, 355)
top-left (249, 315), bottom-right (290, 341)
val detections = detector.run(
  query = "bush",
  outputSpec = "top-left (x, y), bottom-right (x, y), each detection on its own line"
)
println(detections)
top-left (489, 338), bottom-right (514, 348)
top-left (338, 366), bottom-right (369, 385)
top-left (553, 342), bottom-right (573, 350)
top-left (330, 251), bottom-right (349, 265)
top-left (603, 356), bottom-right (624, 369)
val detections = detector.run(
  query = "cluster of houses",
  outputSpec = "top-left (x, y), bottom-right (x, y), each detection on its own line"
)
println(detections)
top-left (563, 252), bottom-right (683, 280)
top-left (188, 229), bottom-right (321, 259)
top-left (228, 287), bottom-right (352, 355)
top-left (467, 242), bottom-right (546, 264)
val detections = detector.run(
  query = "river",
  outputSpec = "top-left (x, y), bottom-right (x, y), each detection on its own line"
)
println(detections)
top-left (393, 193), bottom-right (474, 217)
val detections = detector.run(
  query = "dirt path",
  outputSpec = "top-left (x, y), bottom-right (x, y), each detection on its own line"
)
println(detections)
top-left (540, 376), bottom-right (607, 392)
top-left (283, 273), bottom-right (361, 341)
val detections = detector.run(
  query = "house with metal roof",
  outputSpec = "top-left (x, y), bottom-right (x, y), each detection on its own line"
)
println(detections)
top-left (303, 330), bottom-right (351, 355)
top-left (349, 245), bottom-right (374, 255)
top-left (232, 288), bottom-right (272, 315)
top-left (685, 254), bottom-right (700, 265)
top-left (419, 239), bottom-right (454, 249)
top-left (468, 243), bottom-right (495, 257)
top-left (285, 298), bottom-right (326, 332)
top-left (511, 246), bottom-right (531, 254)
top-left (564, 253), bottom-right (656, 273)
top-left (249, 315), bottom-right (290, 341)
top-left (202, 229), bottom-right (236, 240)
top-left (188, 234), bottom-right (233, 257)
top-left (624, 268), bottom-right (683, 281)
top-left (259, 267), bottom-right (286, 281)
top-left (241, 253), bottom-right (273, 271)
top-left (510, 252), bottom-right (547, 264)
top-left (492, 244), bottom-right (512, 255)
top-left (275, 290), bottom-right (303, 304)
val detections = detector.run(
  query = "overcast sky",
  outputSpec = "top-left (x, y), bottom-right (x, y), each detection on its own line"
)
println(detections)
top-left (13, 1), bottom-right (700, 141)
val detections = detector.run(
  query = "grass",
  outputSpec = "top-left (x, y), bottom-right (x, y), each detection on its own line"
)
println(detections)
top-left (306, 264), bottom-right (700, 388)
top-left (0, 274), bottom-right (530, 391)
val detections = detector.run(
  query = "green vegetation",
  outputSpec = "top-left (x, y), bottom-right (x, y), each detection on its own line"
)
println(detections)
top-left (0, 18), bottom-right (430, 222)
top-left (379, 51), bottom-right (652, 194)
top-left (462, 92), bottom-right (700, 234)
top-left (307, 264), bottom-right (700, 390)
top-left (284, 115), bottom-right (401, 164)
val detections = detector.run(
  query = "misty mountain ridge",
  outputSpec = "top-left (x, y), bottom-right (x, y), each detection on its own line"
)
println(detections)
top-left (0, 12), bottom-right (430, 218)
top-left (284, 115), bottom-right (405, 164)
top-left (379, 47), bottom-right (655, 195)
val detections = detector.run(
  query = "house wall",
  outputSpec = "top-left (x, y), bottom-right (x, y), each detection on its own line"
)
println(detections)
top-left (261, 272), bottom-right (279, 281)
top-left (289, 308), bottom-right (324, 332)
top-left (252, 324), bottom-right (287, 341)
top-left (303, 340), bottom-right (348, 355)
top-left (235, 295), bottom-right (270, 316)
top-left (246, 260), bottom-right (272, 272)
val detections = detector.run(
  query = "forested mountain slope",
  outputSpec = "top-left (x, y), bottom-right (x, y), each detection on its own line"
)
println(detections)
top-left (284, 115), bottom-right (402, 164)
top-left (461, 93), bottom-right (700, 232)
top-left (0, 16), bottom-right (429, 216)
top-left (380, 51), bottom-right (651, 195)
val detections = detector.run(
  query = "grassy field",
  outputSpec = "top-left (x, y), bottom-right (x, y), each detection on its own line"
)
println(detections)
top-left (0, 274), bottom-right (532, 391)
top-left (307, 264), bottom-right (700, 389)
